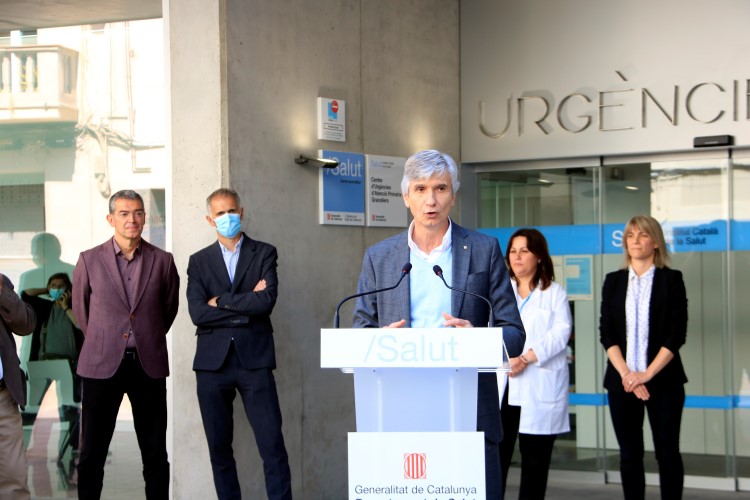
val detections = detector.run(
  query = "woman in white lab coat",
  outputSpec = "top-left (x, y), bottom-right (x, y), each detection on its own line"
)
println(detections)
top-left (499, 228), bottom-right (572, 499)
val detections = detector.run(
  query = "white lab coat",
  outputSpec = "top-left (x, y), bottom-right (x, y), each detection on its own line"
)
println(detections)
top-left (500, 279), bottom-right (572, 435)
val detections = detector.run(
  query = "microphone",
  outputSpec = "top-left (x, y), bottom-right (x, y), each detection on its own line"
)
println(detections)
top-left (333, 262), bottom-right (412, 328)
top-left (433, 265), bottom-right (511, 372)
top-left (432, 265), bottom-right (495, 327)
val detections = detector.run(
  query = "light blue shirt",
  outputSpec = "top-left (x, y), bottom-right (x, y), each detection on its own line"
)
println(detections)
top-left (407, 220), bottom-right (453, 328)
top-left (219, 234), bottom-right (244, 284)
top-left (406, 220), bottom-right (452, 264)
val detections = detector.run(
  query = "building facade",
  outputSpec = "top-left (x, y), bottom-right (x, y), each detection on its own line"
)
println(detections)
top-left (1, 0), bottom-right (748, 497)
top-left (461, 0), bottom-right (750, 492)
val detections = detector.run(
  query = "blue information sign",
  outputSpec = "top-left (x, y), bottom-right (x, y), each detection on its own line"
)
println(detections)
top-left (318, 150), bottom-right (365, 226)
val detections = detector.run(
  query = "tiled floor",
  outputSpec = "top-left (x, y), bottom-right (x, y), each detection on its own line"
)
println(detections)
top-left (505, 469), bottom-right (750, 499)
top-left (24, 387), bottom-right (750, 499)
top-left (26, 385), bottom-right (145, 500)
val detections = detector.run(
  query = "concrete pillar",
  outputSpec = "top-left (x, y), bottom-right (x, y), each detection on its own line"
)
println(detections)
top-left (164, 0), bottom-right (227, 498)
top-left (166, 1), bottom-right (459, 497)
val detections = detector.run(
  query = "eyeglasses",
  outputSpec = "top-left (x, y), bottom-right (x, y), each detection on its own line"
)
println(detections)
top-left (114, 210), bottom-right (146, 220)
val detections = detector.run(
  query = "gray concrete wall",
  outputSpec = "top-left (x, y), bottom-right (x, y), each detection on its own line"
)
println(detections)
top-left (169, 0), bottom-right (459, 497)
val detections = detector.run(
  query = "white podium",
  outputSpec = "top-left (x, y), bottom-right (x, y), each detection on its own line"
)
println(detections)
top-left (321, 327), bottom-right (505, 500)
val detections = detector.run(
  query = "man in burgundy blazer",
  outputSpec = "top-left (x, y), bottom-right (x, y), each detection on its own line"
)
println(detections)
top-left (73, 190), bottom-right (179, 500)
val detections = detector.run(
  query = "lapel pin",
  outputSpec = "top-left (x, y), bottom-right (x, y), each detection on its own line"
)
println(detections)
top-left (463, 245), bottom-right (468, 250)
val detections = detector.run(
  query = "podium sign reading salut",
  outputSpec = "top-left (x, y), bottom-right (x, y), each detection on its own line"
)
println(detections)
top-left (320, 328), bottom-right (503, 368)
top-left (322, 328), bottom-right (500, 500)
top-left (349, 432), bottom-right (485, 500)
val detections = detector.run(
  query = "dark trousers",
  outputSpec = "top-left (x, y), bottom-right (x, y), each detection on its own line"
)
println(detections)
top-left (499, 390), bottom-right (556, 500)
top-left (77, 354), bottom-right (169, 500)
top-left (196, 344), bottom-right (292, 500)
top-left (478, 373), bottom-right (504, 500)
top-left (485, 428), bottom-right (503, 500)
top-left (607, 384), bottom-right (685, 500)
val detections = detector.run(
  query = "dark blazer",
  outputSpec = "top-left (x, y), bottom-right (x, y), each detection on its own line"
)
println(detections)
top-left (72, 238), bottom-right (180, 379)
top-left (0, 274), bottom-right (37, 407)
top-left (599, 266), bottom-right (688, 391)
top-left (352, 222), bottom-right (526, 443)
top-left (187, 234), bottom-right (279, 371)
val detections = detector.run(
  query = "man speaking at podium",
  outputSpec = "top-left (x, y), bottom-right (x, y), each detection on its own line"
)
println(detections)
top-left (352, 149), bottom-right (525, 499)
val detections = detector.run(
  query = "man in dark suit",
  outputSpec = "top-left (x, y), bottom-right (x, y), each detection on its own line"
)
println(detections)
top-left (0, 273), bottom-right (36, 500)
top-left (187, 188), bottom-right (292, 500)
top-left (353, 150), bottom-right (526, 500)
top-left (73, 190), bottom-right (180, 500)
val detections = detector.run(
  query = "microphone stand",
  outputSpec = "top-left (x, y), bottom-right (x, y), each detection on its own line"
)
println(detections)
top-left (333, 263), bottom-right (412, 328)
top-left (432, 265), bottom-right (511, 372)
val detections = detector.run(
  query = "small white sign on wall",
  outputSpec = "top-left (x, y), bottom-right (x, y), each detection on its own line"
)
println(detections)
top-left (348, 432), bottom-right (485, 500)
top-left (317, 97), bottom-right (346, 142)
top-left (365, 154), bottom-right (407, 227)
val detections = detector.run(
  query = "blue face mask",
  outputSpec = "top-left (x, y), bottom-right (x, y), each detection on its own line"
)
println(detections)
top-left (49, 288), bottom-right (66, 301)
top-left (213, 213), bottom-right (242, 238)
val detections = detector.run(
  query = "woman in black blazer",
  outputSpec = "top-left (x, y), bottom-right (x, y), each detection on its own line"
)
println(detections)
top-left (599, 215), bottom-right (688, 500)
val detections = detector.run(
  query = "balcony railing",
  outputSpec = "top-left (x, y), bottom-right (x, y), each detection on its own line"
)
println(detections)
top-left (0, 45), bottom-right (79, 123)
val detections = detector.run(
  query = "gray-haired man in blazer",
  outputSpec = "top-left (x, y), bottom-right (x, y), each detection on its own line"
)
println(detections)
top-left (187, 188), bottom-right (291, 500)
top-left (73, 190), bottom-right (180, 500)
top-left (353, 150), bottom-right (526, 500)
